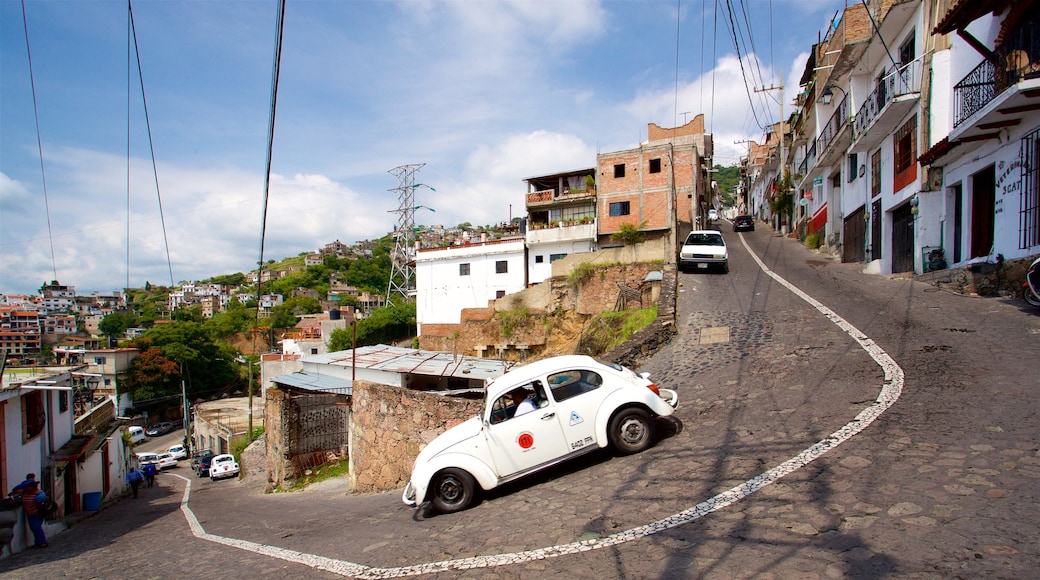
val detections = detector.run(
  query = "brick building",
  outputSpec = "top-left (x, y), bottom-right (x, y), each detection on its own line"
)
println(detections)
top-left (596, 115), bottom-right (714, 253)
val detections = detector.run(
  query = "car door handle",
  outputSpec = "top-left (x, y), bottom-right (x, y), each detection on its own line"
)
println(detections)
top-left (541, 413), bottom-right (555, 420)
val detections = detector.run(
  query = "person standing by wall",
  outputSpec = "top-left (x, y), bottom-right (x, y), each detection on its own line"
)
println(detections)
top-left (11, 474), bottom-right (48, 549)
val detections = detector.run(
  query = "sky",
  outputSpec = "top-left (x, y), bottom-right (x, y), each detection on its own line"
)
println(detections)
top-left (0, 0), bottom-right (846, 296)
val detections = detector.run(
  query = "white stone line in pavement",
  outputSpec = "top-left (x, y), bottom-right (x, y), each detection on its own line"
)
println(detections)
top-left (173, 473), bottom-right (374, 577)
top-left (177, 237), bottom-right (906, 579)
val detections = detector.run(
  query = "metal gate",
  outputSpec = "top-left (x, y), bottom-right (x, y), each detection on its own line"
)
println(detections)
top-left (843, 206), bottom-right (867, 263)
top-left (284, 391), bottom-right (350, 475)
top-left (892, 202), bottom-right (915, 273)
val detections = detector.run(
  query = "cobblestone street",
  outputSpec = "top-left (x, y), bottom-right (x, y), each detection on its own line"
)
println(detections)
top-left (2, 225), bottom-right (1038, 579)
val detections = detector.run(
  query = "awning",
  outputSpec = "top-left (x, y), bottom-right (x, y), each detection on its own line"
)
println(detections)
top-left (272, 371), bottom-right (353, 395)
top-left (51, 435), bottom-right (94, 462)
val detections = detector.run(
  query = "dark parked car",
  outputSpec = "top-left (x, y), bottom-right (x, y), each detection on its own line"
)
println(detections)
top-left (733, 214), bottom-right (755, 232)
top-left (191, 450), bottom-right (215, 477)
top-left (146, 422), bottom-right (175, 437)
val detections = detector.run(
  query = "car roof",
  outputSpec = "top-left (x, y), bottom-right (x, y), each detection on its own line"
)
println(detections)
top-left (486, 355), bottom-right (607, 397)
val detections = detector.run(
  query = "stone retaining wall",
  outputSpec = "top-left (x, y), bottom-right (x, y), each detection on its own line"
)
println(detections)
top-left (349, 381), bottom-right (480, 494)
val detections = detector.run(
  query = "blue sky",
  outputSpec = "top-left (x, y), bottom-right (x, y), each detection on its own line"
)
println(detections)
top-left (1, 0), bottom-right (843, 296)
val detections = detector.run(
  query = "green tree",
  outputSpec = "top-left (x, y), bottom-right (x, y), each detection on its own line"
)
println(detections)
top-left (127, 347), bottom-right (181, 402)
top-left (130, 321), bottom-right (240, 405)
top-left (99, 311), bottom-right (135, 339)
top-left (327, 302), bottom-right (416, 351)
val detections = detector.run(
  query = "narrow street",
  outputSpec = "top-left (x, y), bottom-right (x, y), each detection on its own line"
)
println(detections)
top-left (3, 218), bottom-right (1038, 578)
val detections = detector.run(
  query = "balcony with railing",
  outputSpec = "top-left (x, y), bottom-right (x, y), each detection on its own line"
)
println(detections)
top-left (953, 19), bottom-right (1040, 128)
top-left (852, 57), bottom-right (922, 151)
top-left (526, 187), bottom-right (596, 208)
top-left (798, 139), bottom-right (817, 178)
top-left (815, 91), bottom-right (853, 169)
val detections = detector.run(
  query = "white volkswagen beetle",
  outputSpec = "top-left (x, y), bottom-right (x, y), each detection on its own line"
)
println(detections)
top-left (403, 355), bottom-right (678, 514)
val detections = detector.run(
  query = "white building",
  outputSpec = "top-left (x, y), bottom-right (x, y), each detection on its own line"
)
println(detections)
top-left (414, 238), bottom-right (526, 335)
top-left (919, 0), bottom-right (1040, 268)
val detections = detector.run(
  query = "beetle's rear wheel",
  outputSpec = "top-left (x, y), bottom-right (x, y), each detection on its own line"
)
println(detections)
top-left (429, 468), bottom-right (477, 514)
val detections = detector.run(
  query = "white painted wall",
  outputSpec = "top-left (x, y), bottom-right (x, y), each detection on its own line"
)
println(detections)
top-left (415, 239), bottom-right (526, 333)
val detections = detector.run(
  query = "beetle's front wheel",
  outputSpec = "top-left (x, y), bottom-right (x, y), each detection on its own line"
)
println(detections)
top-left (609, 408), bottom-right (655, 455)
top-left (429, 468), bottom-right (477, 514)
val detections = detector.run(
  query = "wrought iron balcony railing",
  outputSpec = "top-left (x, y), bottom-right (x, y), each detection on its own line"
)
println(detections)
top-left (853, 57), bottom-right (922, 138)
top-left (953, 18), bottom-right (1040, 128)
top-left (817, 92), bottom-right (851, 157)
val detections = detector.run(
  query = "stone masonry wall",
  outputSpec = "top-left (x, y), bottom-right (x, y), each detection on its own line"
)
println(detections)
top-left (349, 380), bottom-right (480, 494)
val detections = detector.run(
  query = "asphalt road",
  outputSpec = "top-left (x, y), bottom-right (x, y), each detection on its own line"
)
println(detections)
top-left (3, 217), bottom-right (1038, 579)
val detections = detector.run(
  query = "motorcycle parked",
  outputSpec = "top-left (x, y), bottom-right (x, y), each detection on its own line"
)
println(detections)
top-left (1024, 256), bottom-right (1040, 307)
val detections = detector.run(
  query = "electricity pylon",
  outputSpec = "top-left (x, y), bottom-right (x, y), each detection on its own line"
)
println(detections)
top-left (386, 164), bottom-right (434, 304)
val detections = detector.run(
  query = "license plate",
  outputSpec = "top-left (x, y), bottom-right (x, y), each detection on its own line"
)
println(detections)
top-left (697, 263), bottom-right (708, 269)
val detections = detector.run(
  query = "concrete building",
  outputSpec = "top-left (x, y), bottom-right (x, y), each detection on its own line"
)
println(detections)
top-left (523, 168), bottom-right (598, 285)
top-left (414, 237), bottom-right (526, 335)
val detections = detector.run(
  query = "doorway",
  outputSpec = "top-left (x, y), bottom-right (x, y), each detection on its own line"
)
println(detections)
top-left (892, 202), bottom-right (915, 273)
top-left (971, 165), bottom-right (995, 258)
top-left (843, 206), bottom-right (867, 263)
top-left (871, 199), bottom-right (883, 261)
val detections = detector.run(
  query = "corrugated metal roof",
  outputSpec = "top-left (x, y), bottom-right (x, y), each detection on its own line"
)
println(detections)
top-left (306, 344), bottom-right (515, 379)
top-left (272, 371), bottom-right (353, 394)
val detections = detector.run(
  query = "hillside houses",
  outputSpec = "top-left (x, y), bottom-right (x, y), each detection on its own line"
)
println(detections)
top-left (745, 0), bottom-right (1039, 277)
top-left (414, 118), bottom-right (715, 336)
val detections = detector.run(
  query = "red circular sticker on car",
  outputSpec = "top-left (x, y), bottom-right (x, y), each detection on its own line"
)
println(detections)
top-left (517, 432), bottom-right (534, 449)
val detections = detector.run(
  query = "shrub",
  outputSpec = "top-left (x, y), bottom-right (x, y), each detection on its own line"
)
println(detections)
top-left (804, 234), bottom-right (820, 250)
top-left (567, 262), bottom-right (596, 287)
top-left (611, 222), bottom-right (646, 245)
top-left (499, 306), bottom-right (531, 338)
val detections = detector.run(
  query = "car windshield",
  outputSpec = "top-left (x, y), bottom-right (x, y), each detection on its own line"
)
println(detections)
top-left (685, 233), bottom-right (724, 246)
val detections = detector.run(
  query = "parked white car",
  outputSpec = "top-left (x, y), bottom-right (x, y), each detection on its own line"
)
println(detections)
top-left (403, 355), bottom-right (678, 514)
top-left (135, 452), bottom-right (159, 466)
top-left (209, 454), bottom-right (240, 481)
top-left (167, 445), bottom-right (189, 460)
top-left (155, 453), bottom-right (178, 470)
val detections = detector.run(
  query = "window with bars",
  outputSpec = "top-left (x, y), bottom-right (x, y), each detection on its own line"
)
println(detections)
top-left (893, 115), bottom-right (918, 191)
top-left (1022, 126), bottom-right (1040, 249)
top-left (495, 260), bottom-right (508, 274)
top-left (459, 263), bottom-right (470, 276)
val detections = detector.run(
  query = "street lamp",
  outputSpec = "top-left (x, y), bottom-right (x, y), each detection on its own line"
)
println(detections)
top-left (86, 376), bottom-right (99, 410)
top-left (820, 85), bottom-right (846, 105)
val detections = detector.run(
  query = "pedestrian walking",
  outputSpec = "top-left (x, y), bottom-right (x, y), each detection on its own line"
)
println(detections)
top-left (126, 467), bottom-right (144, 498)
top-left (142, 462), bottom-right (157, 488)
top-left (10, 473), bottom-right (48, 549)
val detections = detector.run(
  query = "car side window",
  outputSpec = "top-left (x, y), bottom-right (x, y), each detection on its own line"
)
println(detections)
top-left (488, 383), bottom-right (539, 424)
top-left (548, 369), bottom-right (603, 402)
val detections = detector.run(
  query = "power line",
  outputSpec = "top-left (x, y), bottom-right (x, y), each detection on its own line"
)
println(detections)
top-left (721, 0), bottom-right (768, 130)
top-left (254, 0), bottom-right (286, 355)
top-left (128, 1), bottom-right (174, 288)
top-left (19, 0), bottom-right (58, 284)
